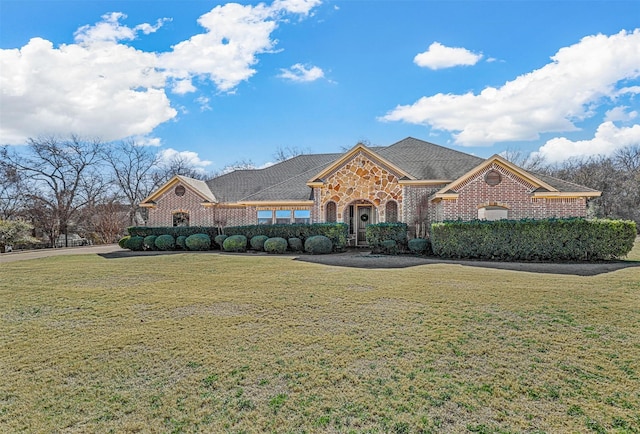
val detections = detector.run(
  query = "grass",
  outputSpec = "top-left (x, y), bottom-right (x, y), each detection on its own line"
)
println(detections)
top-left (0, 241), bottom-right (639, 433)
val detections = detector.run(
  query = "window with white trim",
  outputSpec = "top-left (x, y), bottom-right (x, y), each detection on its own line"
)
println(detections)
top-left (478, 206), bottom-right (508, 221)
top-left (275, 210), bottom-right (291, 224)
top-left (294, 210), bottom-right (310, 224)
top-left (257, 210), bottom-right (273, 225)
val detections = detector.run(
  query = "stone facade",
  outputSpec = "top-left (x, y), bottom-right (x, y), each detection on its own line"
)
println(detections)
top-left (316, 151), bottom-right (403, 223)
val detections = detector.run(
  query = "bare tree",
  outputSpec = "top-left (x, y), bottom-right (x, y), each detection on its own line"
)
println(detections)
top-left (501, 148), bottom-right (548, 173)
top-left (154, 153), bottom-right (210, 183)
top-left (0, 155), bottom-right (28, 219)
top-left (102, 140), bottom-right (162, 226)
top-left (273, 146), bottom-right (307, 162)
top-left (1, 136), bottom-right (106, 247)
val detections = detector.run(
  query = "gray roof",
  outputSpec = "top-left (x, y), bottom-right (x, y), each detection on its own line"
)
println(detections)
top-left (202, 137), bottom-right (596, 202)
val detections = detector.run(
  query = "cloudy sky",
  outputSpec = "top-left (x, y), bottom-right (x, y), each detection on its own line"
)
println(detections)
top-left (1, 0), bottom-right (639, 172)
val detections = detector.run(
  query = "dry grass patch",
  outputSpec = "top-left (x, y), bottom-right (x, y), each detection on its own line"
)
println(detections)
top-left (1, 241), bottom-right (639, 433)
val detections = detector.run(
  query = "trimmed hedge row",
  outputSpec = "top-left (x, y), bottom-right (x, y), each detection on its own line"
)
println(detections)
top-left (365, 223), bottom-right (408, 253)
top-left (431, 218), bottom-right (636, 261)
top-left (224, 223), bottom-right (348, 252)
top-left (128, 226), bottom-right (220, 239)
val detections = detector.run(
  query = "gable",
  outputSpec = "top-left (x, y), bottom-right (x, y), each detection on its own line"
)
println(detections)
top-left (140, 175), bottom-right (216, 207)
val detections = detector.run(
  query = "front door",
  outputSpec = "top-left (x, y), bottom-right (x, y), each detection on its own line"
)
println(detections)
top-left (357, 206), bottom-right (372, 245)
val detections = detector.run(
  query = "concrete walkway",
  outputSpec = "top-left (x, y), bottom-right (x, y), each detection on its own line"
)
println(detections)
top-left (0, 244), bottom-right (123, 264)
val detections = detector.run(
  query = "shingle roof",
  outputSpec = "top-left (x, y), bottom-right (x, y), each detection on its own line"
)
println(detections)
top-left (202, 137), bottom-right (596, 202)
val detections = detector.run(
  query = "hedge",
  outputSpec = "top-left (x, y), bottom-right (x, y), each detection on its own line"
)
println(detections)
top-left (223, 235), bottom-right (248, 252)
top-left (431, 218), bottom-right (637, 261)
top-left (143, 235), bottom-right (158, 251)
top-left (304, 235), bottom-right (333, 255)
top-left (155, 234), bottom-right (175, 251)
top-left (408, 238), bottom-right (432, 255)
top-left (264, 237), bottom-right (288, 254)
top-left (185, 234), bottom-right (211, 251)
top-left (365, 223), bottom-right (408, 253)
top-left (129, 223), bottom-right (348, 252)
top-left (250, 235), bottom-right (269, 251)
top-left (225, 223), bottom-right (348, 252)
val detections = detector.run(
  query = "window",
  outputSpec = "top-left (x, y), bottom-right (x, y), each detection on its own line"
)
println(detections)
top-left (173, 211), bottom-right (189, 227)
top-left (275, 210), bottom-right (291, 224)
top-left (294, 210), bottom-right (310, 224)
top-left (174, 185), bottom-right (186, 196)
top-left (385, 201), bottom-right (398, 223)
top-left (325, 201), bottom-right (337, 223)
top-left (257, 210), bottom-right (273, 225)
top-left (485, 170), bottom-right (502, 186)
top-left (478, 206), bottom-right (508, 221)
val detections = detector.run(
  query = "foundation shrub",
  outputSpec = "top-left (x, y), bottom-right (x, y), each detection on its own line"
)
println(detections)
top-left (143, 235), bottom-right (158, 251)
top-left (408, 238), bottom-right (432, 255)
top-left (366, 223), bottom-right (408, 253)
top-left (431, 218), bottom-right (637, 261)
top-left (223, 235), bottom-right (248, 252)
top-left (381, 239), bottom-right (399, 255)
top-left (225, 223), bottom-right (348, 252)
top-left (176, 235), bottom-right (187, 250)
top-left (304, 235), bottom-right (332, 255)
top-left (124, 236), bottom-right (144, 251)
top-left (185, 234), bottom-right (211, 251)
top-left (118, 236), bottom-right (130, 249)
top-left (264, 237), bottom-right (288, 254)
top-left (250, 235), bottom-right (269, 251)
top-left (214, 235), bottom-right (228, 250)
top-left (128, 226), bottom-right (219, 240)
top-left (288, 237), bottom-right (303, 252)
top-left (155, 234), bottom-right (175, 251)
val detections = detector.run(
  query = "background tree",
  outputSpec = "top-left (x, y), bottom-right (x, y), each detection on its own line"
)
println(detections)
top-left (1, 136), bottom-right (106, 247)
top-left (0, 159), bottom-right (28, 219)
top-left (0, 219), bottom-right (37, 253)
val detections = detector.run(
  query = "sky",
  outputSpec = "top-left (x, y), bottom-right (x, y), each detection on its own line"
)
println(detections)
top-left (1, 0), bottom-right (639, 173)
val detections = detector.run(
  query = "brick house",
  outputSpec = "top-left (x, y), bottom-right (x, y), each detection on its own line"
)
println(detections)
top-left (141, 137), bottom-right (600, 245)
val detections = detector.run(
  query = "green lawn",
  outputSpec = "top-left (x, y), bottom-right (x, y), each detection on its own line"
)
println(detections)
top-left (1, 242), bottom-right (639, 433)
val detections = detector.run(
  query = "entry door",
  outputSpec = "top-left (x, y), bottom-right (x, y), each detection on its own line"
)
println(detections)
top-left (357, 206), bottom-right (372, 245)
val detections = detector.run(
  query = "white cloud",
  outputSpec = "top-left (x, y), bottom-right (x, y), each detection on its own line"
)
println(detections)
top-left (0, 1), bottom-right (321, 145)
top-left (383, 29), bottom-right (640, 147)
top-left (533, 121), bottom-right (640, 163)
top-left (196, 96), bottom-right (212, 111)
top-left (278, 63), bottom-right (325, 82)
top-left (158, 148), bottom-right (212, 169)
top-left (604, 106), bottom-right (637, 122)
top-left (0, 36), bottom-right (176, 144)
top-left (413, 42), bottom-right (483, 70)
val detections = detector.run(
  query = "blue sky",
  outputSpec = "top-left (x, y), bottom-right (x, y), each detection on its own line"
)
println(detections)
top-left (1, 0), bottom-right (639, 173)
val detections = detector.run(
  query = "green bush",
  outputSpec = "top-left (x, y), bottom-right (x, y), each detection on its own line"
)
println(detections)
top-left (143, 235), bottom-right (158, 251)
top-left (381, 239), bottom-right (399, 255)
top-left (176, 235), bottom-right (187, 250)
top-left (118, 236), bottom-right (130, 249)
top-left (225, 223), bottom-right (348, 252)
top-left (185, 234), bottom-right (211, 251)
top-left (304, 235), bottom-right (333, 255)
top-left (408, 238), bottom-right (432, 255)
top-left (124, 236), bottom-right (144, 251)
top-left (264, 237), bottom-right (288, 254)
top-left (223, 235), bottom-right (248, 252)
top-left (214, 234), bottom-right (228, 250)
top-left (366, 223), bottom-right (408, 253)
top-left (250, 235), bottom-right (269, 251)
top-left (155, 234), bottom-right (175, 251)
top-left (431, 218), bottom-right (637, 261)
top-left (288, 237), bottom-right (303, 252)
top-left (128, 226), bottom-right (220, 240)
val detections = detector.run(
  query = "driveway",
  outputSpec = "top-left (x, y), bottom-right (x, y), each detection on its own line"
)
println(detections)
top-left (0, 244), bottom-right (123, 264)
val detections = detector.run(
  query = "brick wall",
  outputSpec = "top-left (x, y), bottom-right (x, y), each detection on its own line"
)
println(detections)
top-left (434, 163), bottom-right (588, 221)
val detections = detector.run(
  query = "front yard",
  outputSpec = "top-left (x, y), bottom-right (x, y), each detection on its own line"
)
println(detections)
top-left (1, 240), bottom-right (639, 432)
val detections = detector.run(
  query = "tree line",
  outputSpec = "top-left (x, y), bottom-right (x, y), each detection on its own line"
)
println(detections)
top-left (1, 136), bottom-right (638, 249)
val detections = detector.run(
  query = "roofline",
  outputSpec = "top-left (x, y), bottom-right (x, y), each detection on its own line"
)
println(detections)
top-left (398, 179), bottom-right (451, 186)
top-left (141, 175), bottom-right (217, 205)
top-left (238, 200), bottom-right (314, 207)
top-left (532, 191), bottom-right (602, 198)
top-left (306, 143), bottom-right (415, 185)
top-left (435, 154), bottom-right (558, 196)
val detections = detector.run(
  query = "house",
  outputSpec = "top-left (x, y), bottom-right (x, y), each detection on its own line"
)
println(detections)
top-left (141, 137), bottom-right (601, 245)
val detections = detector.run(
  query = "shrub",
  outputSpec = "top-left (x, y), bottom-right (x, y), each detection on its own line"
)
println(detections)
top-left (381, 239), bottom-right (399, 255)
top-left (225, 223), bottom-right (348, 252)
top-left (143, 235), bottom-right (158, 251)
top-left (264, 237), bottom-right (288, 254)
top-left (431, 218), bottom-right (637, 261)
top-left (176, 235), bottom-right (187, 250)
top-left (366, 223), bottom-right (408, 253)
top-left (223, 235), bottom-right (248, 252)
top-left (288, 237), bottom-right (303, 252)
top-left (185, 234), bottom-right (211, 251)
top-left (214, 234), bottom-right (228, 250)
top-left (155, 234), bottom-right (175, 251)
top-left (128, 226), bottom-right (220, 240)
top-left (408, 238), bottom-right (432, 255)
top-left (124, 236), bottom-right (144, 251)
top-left (118, 236), bottom-right (130, 249)
top-left (304, 235), bottom-right (333, 255)
top-left (250, 235), bottom-right (269, 251)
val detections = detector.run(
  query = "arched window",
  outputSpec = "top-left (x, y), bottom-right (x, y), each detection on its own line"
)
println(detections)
top-left (173, 211), bottom-right (190, 227)
top-left (385, 201), bottom-right (398, 223)
top-left (478, 206), bottom-right (508, 221)
top-left (325, 201), bottom-right (337, 223)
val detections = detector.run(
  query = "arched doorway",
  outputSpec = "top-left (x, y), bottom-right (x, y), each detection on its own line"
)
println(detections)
top-left (345, 200), bottom-right (375, 246)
